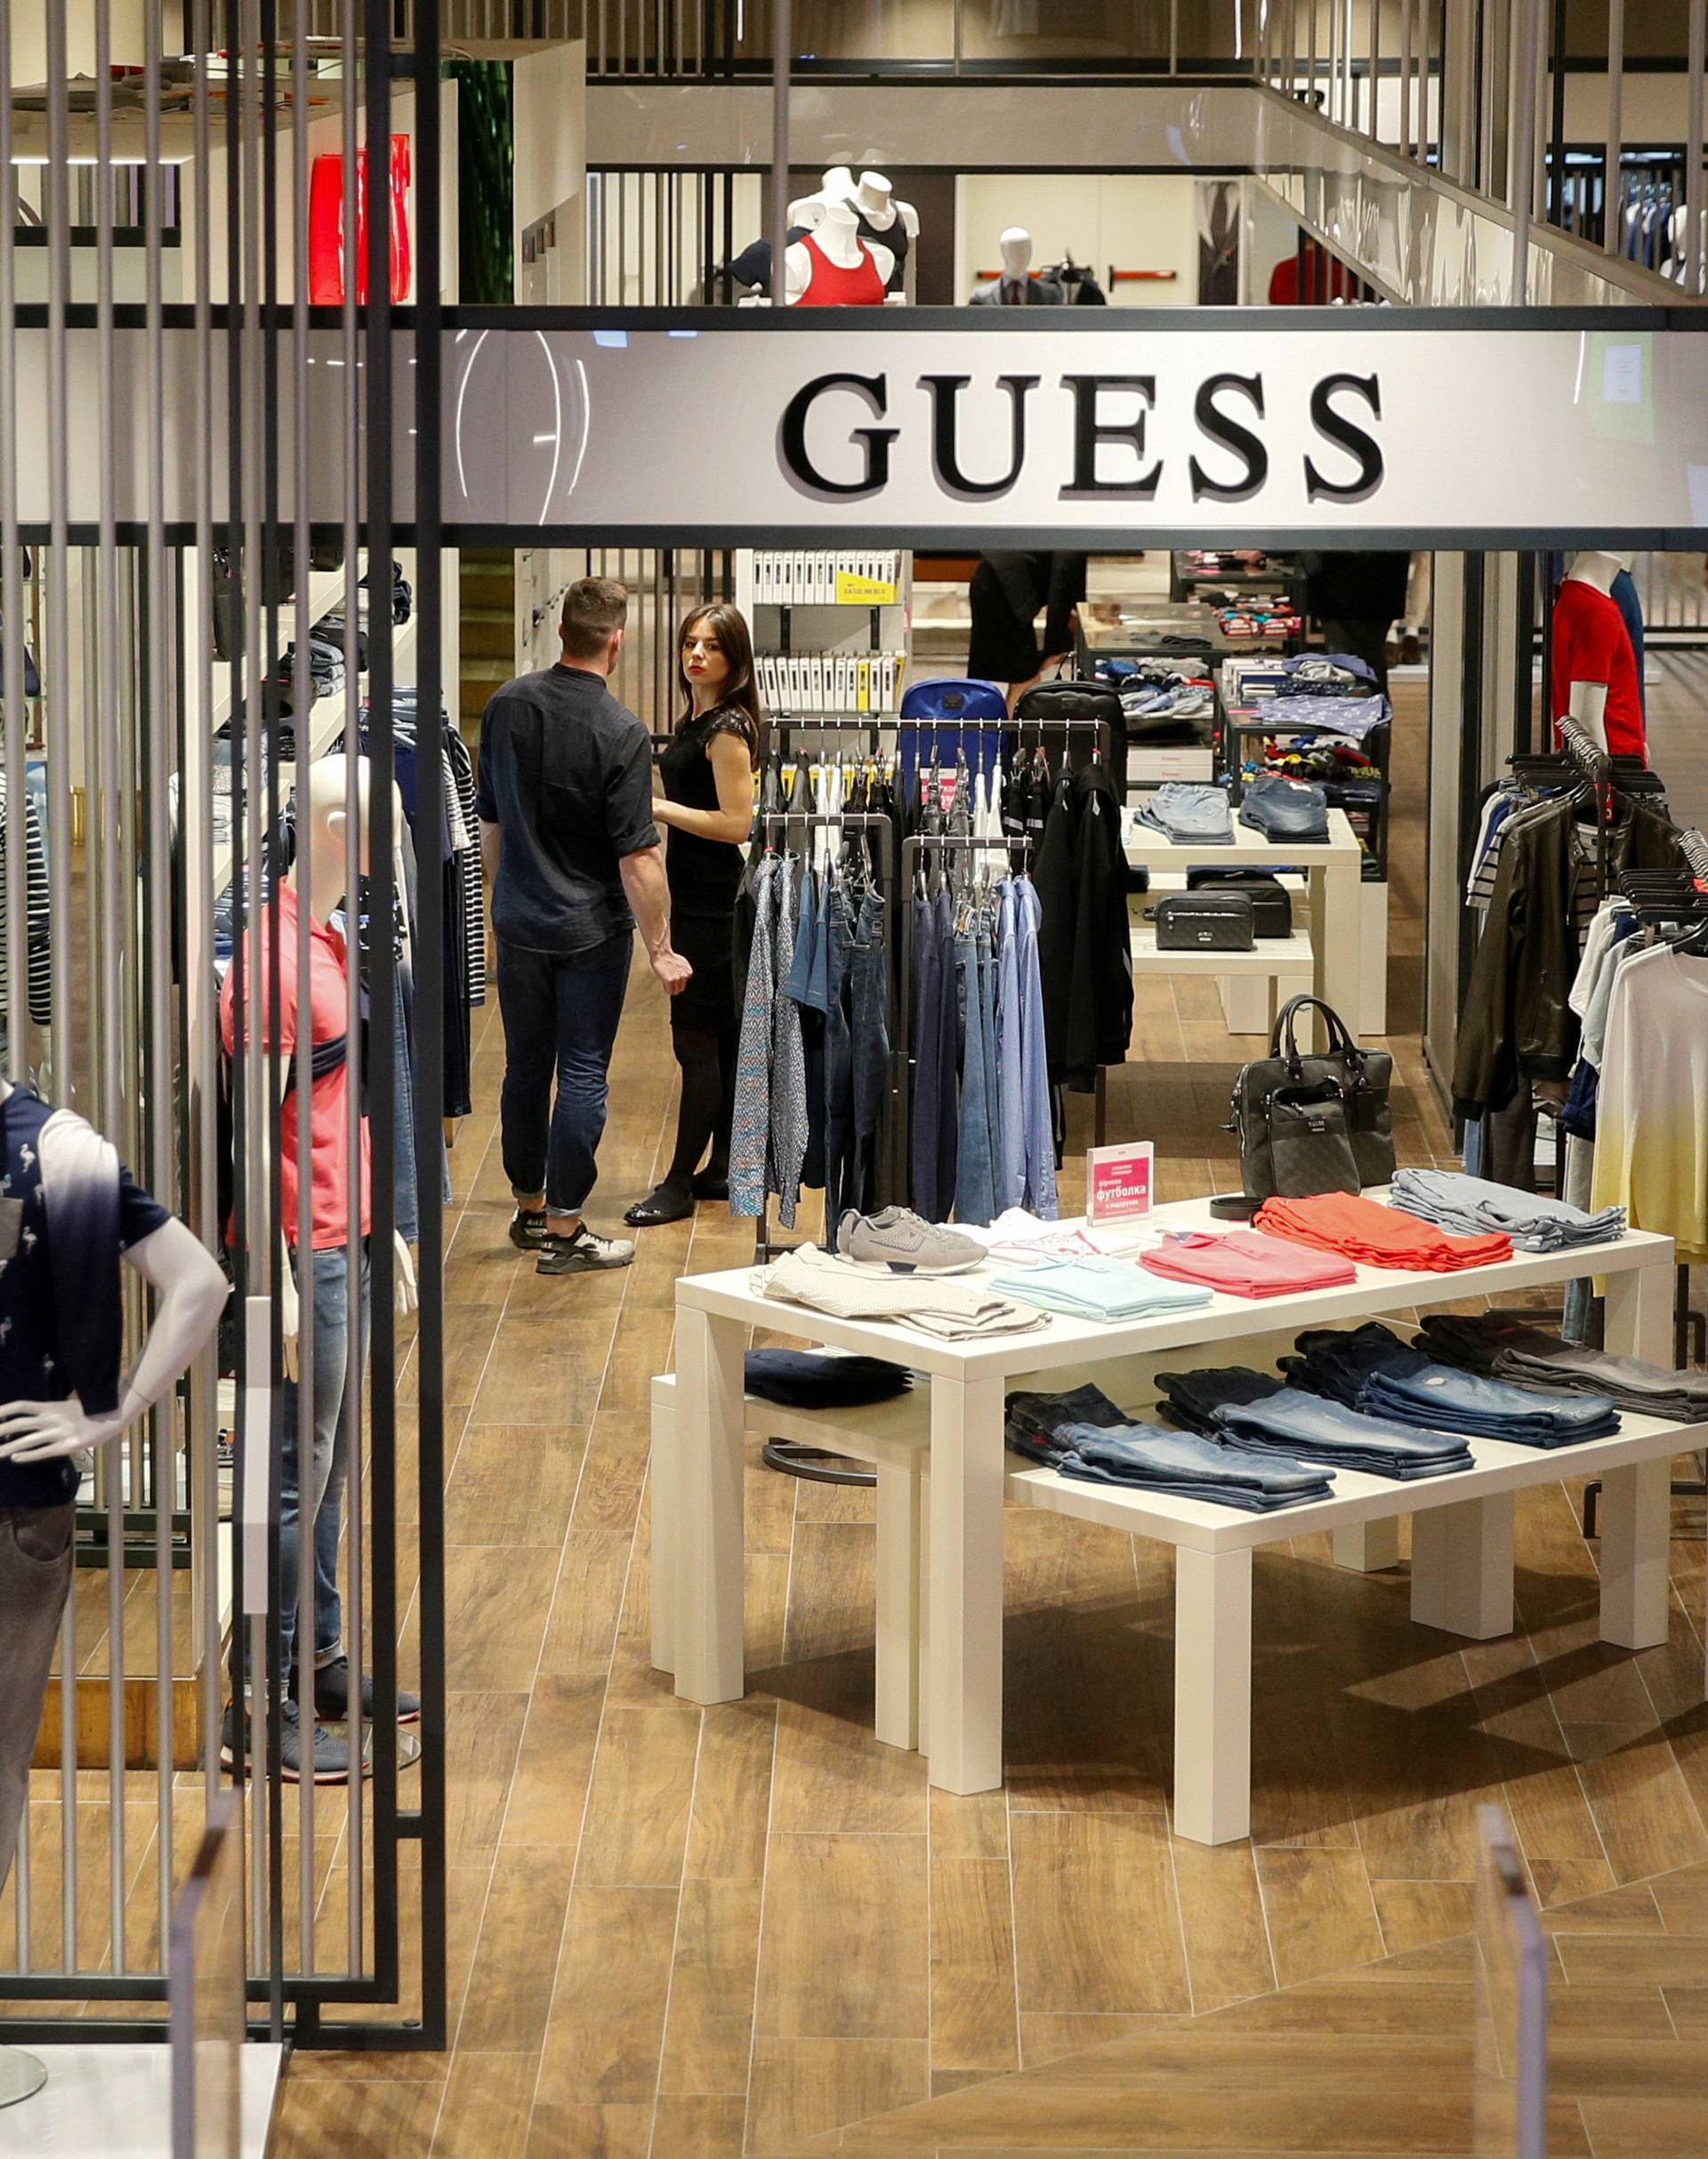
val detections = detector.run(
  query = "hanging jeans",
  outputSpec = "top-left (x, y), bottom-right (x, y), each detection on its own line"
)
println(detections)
top-left (826, 884), bottom-right (889, 1232)
top-left (978, 923), bottom-right (1002, 1205)
top-left (911, 887), bottom-right (958, 1220)
top-left (955, 927), bottom-right (996, 1226)
top-left (278, 1245), bottom-right (371, 1678)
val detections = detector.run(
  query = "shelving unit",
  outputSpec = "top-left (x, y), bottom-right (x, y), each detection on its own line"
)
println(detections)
top-left (736, 547), bottom-right (913, 731)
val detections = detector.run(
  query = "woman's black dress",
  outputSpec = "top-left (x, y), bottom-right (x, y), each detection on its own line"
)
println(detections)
top-left (659, 707), bottom-right (757, 1031)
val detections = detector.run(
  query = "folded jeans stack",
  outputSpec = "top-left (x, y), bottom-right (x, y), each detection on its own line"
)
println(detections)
top-left (1132, 784), bottom-right (1234, 845)
top-left (1389, 1168), bottom-right (1626, 1253)
top-left (1285, 1321), bottom-right (1618, 1446)
top-left (1139, 1229), bottom-right (1358, 1299)
top-left (754, 1245), bottom-right (1047, 1341)
top-left (987, 1257), bottom-right (1213, 1324)
top-left (1213, 1389), bottom-right (1475, 1478)
top-left (1005, 1382), bottom-right (1131, 1460)
top-left (1051, 1422), bottom-right (1335, 1512)
top-left (1416, 1313), bottom-right (1708, 1423)
top-left (1002, 1387), bottom-right (1331, 1511)
top-left (1151, 1365), bottom-right (1286, 1434)
top-left (1255, 1192), bottom-right (1513, 1272)
top-left (1237, 774), bottom-right (1331, 844)
top-left (742, 1349), bottom-right (914, 1408)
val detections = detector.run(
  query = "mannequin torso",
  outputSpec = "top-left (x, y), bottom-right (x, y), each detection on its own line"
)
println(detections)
top-left (784, 201), bottom-right (891, 306)
top-left (850, 171), bottom-right (918, 302)
top-left (1552, 550), bottom-right (1645, 759)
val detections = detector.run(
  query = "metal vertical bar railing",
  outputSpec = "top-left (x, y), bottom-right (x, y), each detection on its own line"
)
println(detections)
top-left (0, 0), bottom-right (29, 1975)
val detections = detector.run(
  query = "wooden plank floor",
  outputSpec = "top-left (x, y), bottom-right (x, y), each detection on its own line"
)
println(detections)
top-left (266, 659), bottom-right (1708, 2156)
top-left (765, 1857), bottom-right (1708, 2155)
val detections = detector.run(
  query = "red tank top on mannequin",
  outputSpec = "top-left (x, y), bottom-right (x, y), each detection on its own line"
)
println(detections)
top-left (796, 233), bottom-right (887, 306)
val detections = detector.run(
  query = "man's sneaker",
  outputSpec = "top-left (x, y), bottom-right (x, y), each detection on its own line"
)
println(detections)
top-left (509, 1207), bottom-right (549, 1253)
top-left (835, 1207), bottom-right (986, 1276)
top-left (537, 1223), bottom-right (635, 1275)
top-left (295, 1656), bottom-right (423, 1727)
top-left (221, 1699), bottom-right (362, 1785)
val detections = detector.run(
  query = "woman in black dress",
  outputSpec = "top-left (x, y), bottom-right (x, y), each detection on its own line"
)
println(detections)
top-left (624, 602), bottom-right (761, 1227)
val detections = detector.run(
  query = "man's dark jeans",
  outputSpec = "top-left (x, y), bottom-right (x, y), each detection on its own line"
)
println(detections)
top-left (496, 932), bottom-right (632, 1215)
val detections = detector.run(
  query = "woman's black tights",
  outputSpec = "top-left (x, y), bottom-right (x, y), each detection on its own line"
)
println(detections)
top-left (657, 1018), bottom-right (738, 1199)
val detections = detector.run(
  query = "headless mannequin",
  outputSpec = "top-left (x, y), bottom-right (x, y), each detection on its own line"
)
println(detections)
top-left (849, 170), bottom-right (918, 303)
top-left (1559, 549), bottom-right (1634, 755)
top-left (0, 1078), bottom-right (226, 2079)
top-left (784, 197), bottom-right (893, 307)
top-left (281, 755), bottom-right (415, 1346)
top-left (786, 164), bottom-right (855, 233)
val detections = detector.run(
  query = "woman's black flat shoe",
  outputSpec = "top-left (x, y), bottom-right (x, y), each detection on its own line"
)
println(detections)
top-left (624, 1189), bottom-right (695, 1228)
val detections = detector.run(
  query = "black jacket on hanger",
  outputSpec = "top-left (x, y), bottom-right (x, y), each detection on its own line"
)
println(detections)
top-left (1033, 761), bottom-right (1133, 1092)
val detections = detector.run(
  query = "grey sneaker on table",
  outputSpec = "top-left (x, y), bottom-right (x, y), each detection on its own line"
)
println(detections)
top-left (835, 1206), bottom-right (985, 1276)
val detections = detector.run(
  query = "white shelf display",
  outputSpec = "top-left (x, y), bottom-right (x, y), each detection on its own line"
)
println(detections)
top-left (736, 547), bottom-right (913, 726)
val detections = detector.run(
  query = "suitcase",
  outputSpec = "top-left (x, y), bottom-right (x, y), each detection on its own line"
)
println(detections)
top-left (1011, 676), bottom-right (1127, 793)
top-left (898, 677), bottom-right (1008, 803)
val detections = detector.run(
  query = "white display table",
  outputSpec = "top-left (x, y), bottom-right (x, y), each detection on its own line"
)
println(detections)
top-left (666, 1196), bottom-right (1698, 1843)
top-left (1123, 805), bottom-right (1366, 1037)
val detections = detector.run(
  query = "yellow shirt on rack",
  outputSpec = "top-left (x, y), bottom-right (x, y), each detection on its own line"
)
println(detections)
top-left (1590, 945), bottom-right (1708, 1263)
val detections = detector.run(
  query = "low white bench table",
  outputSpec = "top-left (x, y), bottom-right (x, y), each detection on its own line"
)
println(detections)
top-left (669, 1196), bottom-right (1698, 1841)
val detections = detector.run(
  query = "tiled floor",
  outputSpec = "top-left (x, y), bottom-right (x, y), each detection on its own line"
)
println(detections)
top-left (264, 656), bottom-right (1708, 2156)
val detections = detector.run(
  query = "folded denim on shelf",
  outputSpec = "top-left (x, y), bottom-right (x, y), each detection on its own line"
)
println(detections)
top-left (988, 1257), bottom-right (1214, 1325)
top-left (1256, 1192), bottom-right (1513, 1272)
top-left (1004, 1382), bottom-right (1131, 1458)
top-left (1358, 1365), bottom-right (1618, 1446)
top-left (1415, 1313), bottom-right (1708, 1422)
top-left (742, 1349), bottom-right (914, 1408)
top-left (1151, 1365), bottom-right (1287, 1435)
top-left (1213, 1389), bottom-right (1476, 1479)
top-left (1389, 1167), bottom-right (1626, 1253)
top-left (1281, 1319), bottom-right (1417, 1406)
top-left (1237, 774), bottom-right (1331, 844)
top-left (1044, 1420), bottom-right (1334, 1511)
top-left (754, 1246), bottom-right (1048, 1341)
top-left (1139, 1229), bottom-right (1358, 1299)
top-left (1132, 782), bottom-right (1234, 845)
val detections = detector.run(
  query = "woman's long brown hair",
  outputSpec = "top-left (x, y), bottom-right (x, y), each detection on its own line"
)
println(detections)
top-left (675, 601), bottom-right (762, 758)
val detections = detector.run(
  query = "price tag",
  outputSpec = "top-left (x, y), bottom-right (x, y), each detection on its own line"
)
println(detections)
top-left (835, 571), bottom-right (898, 606)
top-left (1085, 1140), bottom-right (1154, 1225)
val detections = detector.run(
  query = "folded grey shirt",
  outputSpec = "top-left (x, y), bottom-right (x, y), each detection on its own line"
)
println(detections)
top-left (754, 1246), bottom-right (1048, 1341)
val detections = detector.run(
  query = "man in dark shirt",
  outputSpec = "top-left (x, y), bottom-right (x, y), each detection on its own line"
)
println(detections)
top-left (477, 577), bottom-right (689, 1275)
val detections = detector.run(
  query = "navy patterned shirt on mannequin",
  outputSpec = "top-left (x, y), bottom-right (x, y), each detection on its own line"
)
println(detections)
top-left (0, 1089), bottom-right (169, 1512)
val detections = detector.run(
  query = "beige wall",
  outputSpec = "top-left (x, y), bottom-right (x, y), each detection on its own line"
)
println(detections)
top-left (955, 173), bottom-right (1198, 305)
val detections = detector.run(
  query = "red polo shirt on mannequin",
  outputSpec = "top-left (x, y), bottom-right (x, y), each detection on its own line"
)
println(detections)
top-left (1550, 578), bottom-right (1646, 759)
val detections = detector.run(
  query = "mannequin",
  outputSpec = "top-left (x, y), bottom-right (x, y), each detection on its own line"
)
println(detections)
top-left (1551, 550), bottom-right (1645, 759)
top-left (219, 753), bottom-right (421, 1784)
top-left (848, 170), bottom-right (918, 302)
top-left (969, 226), bottom-right (1063, 306)
top-left (0, 1079), bottom-right (226, 2103)
top-left (784, 197), bottom-right (892, 308)
top-left (786, 165), bottom-right (856, 233)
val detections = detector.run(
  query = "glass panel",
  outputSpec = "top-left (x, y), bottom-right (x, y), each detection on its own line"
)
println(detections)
top-left (1474, 1805), bottom-right (1549, 2159)
top-left (169, 1793), bottom-right (246, 2159)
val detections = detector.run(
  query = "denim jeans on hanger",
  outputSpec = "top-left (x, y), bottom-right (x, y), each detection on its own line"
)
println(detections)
top-left (910, 886), bottom-right (958, 1220)
top-left (847, 887), bottom-right (889, 1216)
top-left (954, 925), bottom-right (996, 1227)
top-left (978, 921), bottom-right (1002, 1201)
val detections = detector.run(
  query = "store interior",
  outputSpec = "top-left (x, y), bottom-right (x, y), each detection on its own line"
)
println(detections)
top-left (6, 15), bottom-right (1708, 2158)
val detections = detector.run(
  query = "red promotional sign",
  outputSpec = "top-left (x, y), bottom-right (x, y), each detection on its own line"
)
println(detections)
top-left (307, 135), bottom-right (412, 305)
